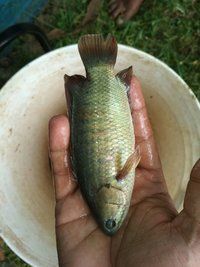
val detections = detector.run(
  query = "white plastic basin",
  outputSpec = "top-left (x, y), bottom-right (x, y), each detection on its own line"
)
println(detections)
top-left (0, 45), bottom-right (199, 266)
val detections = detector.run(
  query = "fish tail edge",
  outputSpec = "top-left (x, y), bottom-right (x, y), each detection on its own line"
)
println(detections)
top-left (78, 34), bottom-right (117, 69)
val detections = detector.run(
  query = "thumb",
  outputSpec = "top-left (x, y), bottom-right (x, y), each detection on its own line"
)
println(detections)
top-left (49, 115), bottom-right (76, 200)
top-left (183, 158), bottom-right (200, 220)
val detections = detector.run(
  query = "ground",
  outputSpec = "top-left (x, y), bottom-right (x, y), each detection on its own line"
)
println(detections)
top-left (0, 0), bottom-right (199, 266)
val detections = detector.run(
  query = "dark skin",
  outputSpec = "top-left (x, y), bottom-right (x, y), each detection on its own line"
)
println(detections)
top-left (49, 75), bottom-right (200, 267)
top-left (109, 0), bottom-right (144, 24)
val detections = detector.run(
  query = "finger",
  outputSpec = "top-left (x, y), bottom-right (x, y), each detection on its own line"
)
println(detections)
top-left (129, 75), bottom-right (171, 199)
top-left (116, 0), bottom-right (144, 24)
top-left (129, 75), bottom-right (162, 171)
top-left (111, 7), bottom-right (123, 19)
top-left (108, 0), bottom-right (116, 7)
top-left (49, 115), bottom-right (77, 201)
top-left (183, 159), bottom-right (200, 221)
top-left (108, 2), bottom-right (118, 13)
top-left (109, 3), bottom-right (125, 19)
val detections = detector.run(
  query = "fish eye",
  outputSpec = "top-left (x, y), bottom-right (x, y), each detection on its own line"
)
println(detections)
top-left (105, 219), bottom-right (116, 230)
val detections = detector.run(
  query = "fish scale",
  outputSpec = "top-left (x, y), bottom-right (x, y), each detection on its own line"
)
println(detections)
top-left (73, 73), bottom-right (133, 175)
top-left (65, 34), bottom-right (140, 235)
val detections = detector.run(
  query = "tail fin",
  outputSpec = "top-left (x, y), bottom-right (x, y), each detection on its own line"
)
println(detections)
top-left (78, 34), bottom-right (117, 69)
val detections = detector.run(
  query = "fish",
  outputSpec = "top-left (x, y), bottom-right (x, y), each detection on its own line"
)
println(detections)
top-left (64, 34), bottom-right (140, 235)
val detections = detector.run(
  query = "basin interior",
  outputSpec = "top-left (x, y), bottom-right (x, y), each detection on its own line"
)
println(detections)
top-left (0, 45), bottom-right (199, 267)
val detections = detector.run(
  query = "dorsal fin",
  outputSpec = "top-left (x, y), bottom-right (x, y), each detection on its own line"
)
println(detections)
top-left (64, 74), bottom-right (86, 93)
top-left (64, 74), bottom-right (86, 117)
top-left (78, 34), bottom-right (117, 69)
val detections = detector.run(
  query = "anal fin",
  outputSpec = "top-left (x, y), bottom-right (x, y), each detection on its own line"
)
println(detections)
top-left (116, 146), bottom-right (140, 181)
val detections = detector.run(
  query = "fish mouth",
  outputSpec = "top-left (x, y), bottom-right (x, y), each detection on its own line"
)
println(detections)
top-left (93, 202), bottom-right (126, 235)
top-left (103, 218), bottom-right (118, 235)
top-left (93, 184), bottom-right (128, 235)
top-left (102, 201), bottom-right (130, 235)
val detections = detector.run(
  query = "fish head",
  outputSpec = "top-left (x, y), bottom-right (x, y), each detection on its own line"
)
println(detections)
top-left (94, 184), bottom-right (128, 235)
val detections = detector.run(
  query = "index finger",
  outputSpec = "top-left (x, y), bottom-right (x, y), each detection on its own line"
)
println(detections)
top-left (129, 75), bottom-right (162, 171)
top-left (129, 76), bottom-right (176, 207)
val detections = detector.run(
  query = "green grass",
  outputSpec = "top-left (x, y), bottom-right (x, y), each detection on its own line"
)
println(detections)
top-left (1, 243), bottom-right (29, 267)
top-left (0, 0), bottom-right (199, 265)
top-left (52, 0), bottom-right (200, 98)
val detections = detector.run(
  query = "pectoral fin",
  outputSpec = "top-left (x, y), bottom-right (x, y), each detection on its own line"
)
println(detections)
top-left (116, 147), bottom-right (140, 181)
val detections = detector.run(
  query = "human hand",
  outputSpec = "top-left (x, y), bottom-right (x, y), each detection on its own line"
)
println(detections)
top-left (49, 76), bottom-right (200, 267)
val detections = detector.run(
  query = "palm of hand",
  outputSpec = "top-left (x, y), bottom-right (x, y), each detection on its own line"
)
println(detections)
top-left (49, 77), bottom-right (200, 267)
